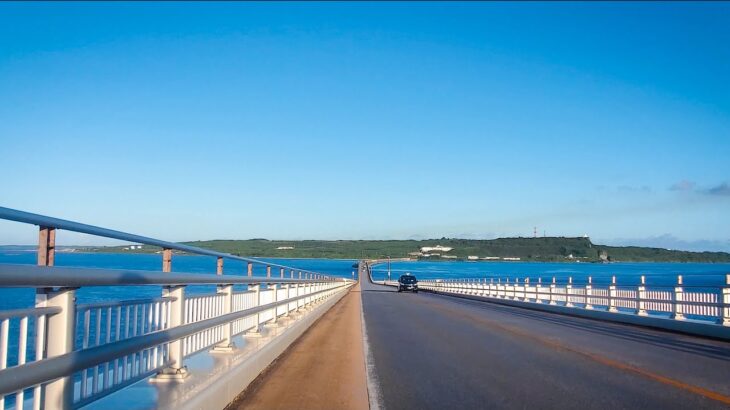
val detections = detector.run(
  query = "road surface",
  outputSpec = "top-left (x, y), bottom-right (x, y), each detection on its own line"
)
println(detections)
top-left (361, 266), bottom-right (730, 409)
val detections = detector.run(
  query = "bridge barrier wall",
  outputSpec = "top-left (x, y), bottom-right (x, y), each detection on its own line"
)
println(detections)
top-left (381, 276), bottom-right (730, 341)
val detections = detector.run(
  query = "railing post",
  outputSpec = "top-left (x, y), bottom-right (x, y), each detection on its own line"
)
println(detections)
top-left (566, 277), bottom-right (574, 307)
top-left (721, 274), bottom-right (730, 326)
top-left (266, 265), bottom-right (271, 278)
top-left (154, 285), bottom-right (188, 380)
top-left (637, 275), bottom-right (648, 316)
top-left (290, 269), bottom-right (294, 279)
top-left (36, 226), bottom-right (75, 408)
top-left (247, 262), bottom-right (253, 277)
top-left (535, 278), bottom-right (542, 303)
top-left (154, 247), bottom-right (189, 379)
top-left (549, 277), bottom-right (556, 305)
top-left (37, 226), bottom-right (56, 266)
top-left (247, 284), bottom-right (262, 335)
top-left (162, 248), bottom-right (172, 272)
top-left (608, 275), bottom-right (618, 312)
top-left (585, 276), bottom-right (593, 310)
top-left (283, 284), bottom-right (290, 317)
top-left (524, 278), bottom-right (530, 301)
top-left (211, 283), bottom-right (235, 352)
top-left (280, 268), bottom-right (285, 279)
top-left (296, 283), bottom-right (303, 311)
top-left (211, 256), bottom-right (235, 352)
top-left (39, 287), bottom-right (75, 409)
top-left (269, 284), bottom-right (279, 324)
top-left (672, 275), bottom-right (685, 321)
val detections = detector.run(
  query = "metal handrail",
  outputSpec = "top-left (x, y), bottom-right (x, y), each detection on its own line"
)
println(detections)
top-left (0, 265), bottom-right (342, 287)
top-left (76, 297), bottom-right (175, 310)
top-left (0, 206), bottom-right (325, 277)
top-left (0, 282), bottom-right (349, 396)
top-left (0, 306), bottom-right (61, 321)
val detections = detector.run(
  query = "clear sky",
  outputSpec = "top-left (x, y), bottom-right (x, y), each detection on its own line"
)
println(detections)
top-left (1, 2), bottom-right (729, 251)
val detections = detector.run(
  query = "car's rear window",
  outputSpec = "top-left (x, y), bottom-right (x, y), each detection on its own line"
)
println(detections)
top-left (400, 276), bottom-right (417, 283)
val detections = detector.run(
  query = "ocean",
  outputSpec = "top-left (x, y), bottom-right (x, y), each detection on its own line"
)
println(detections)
top-left (2, 252), bottom-right (729, 312)
top-left (0, 251), bottom-right (358, 311)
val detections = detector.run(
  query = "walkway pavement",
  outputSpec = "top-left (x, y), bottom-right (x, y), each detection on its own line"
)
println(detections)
top-left (228, 281), bottom-right (369, 410)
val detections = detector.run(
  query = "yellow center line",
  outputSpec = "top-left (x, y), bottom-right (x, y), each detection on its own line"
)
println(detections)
top-left (436, 300), bottom-right (730, 405)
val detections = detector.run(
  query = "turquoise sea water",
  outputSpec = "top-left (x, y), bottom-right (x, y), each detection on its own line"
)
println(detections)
top-left (0, 251), bottom-right (358, 311)
top-left (2, 253), bottom-right (729, 312)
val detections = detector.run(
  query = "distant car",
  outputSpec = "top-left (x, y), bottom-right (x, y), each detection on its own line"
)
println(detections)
top-left (398, 274), bottom-right (418, 293)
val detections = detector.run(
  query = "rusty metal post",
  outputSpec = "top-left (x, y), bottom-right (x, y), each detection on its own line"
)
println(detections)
top-left (266, 265), bottom-right (271, 278)
top-left (162, 248), bottom-right (172, 272)
top-left (37, 226), bottom-right (56, 266)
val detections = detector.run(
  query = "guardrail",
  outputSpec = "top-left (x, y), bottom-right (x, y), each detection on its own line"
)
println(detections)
top-left (414, 276), bottom-right (730, 325)
top-left (0, 206), bottom-right (353, 410)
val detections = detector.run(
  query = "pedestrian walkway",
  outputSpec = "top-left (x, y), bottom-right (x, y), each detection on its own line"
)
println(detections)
top-left (228, 281), bottom-right (369, 410)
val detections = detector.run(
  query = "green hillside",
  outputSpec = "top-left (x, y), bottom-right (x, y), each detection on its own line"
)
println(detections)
top-left (79, 237), bottom-right (730, 263)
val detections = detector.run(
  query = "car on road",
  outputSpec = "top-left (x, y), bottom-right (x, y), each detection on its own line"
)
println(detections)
top-left (398, 274), bottom-right (418, 293)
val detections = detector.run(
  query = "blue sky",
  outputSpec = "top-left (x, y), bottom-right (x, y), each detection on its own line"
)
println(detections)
top-left (1, 2), bottom-right (729, 251)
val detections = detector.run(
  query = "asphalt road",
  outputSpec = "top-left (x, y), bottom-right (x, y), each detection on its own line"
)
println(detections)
top-left (360, 266), bottom-right (730, 410)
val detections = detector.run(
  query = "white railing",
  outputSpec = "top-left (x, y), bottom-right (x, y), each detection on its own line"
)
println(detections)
top-left (75, 297), bottom-right (173, 406)
top-left (0, 206), bottom-right (353, 410)
top-left (414, 275), bottom-right (730, 326)
top-left (0, 265), bottom-right (350, 410)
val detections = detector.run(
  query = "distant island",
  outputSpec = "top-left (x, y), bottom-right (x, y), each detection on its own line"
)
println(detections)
top-left (74, 237), bottom-right (730, 263)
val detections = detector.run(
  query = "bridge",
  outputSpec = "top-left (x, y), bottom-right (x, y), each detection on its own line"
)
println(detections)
top-left (0, 207), bottom-right (729, 409)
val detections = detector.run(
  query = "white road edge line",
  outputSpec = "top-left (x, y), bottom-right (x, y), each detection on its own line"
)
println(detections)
top-left (361, 287), bottom-right (384, 410)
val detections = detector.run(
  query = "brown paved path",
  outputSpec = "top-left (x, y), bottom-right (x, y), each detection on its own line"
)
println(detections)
top-left (228, 282), bottom-right (369, 410)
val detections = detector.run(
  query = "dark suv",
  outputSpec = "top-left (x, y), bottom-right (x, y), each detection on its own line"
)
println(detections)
top-left (398, 274), bottom-right (418, 293)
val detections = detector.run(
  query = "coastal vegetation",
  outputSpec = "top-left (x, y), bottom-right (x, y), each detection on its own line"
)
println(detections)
top-left (78, 237), bottom-right (730, 263)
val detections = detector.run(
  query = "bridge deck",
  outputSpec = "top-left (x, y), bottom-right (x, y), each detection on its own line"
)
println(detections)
top-left (228, 281), bottom-right (369, 410)
top-left (361, 276), bottom-right (730, 409)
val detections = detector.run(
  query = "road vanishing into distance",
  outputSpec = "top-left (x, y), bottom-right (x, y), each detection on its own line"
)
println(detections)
top-left (360, 269), bottom-right (730, 409)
